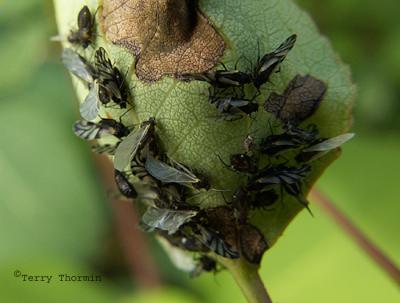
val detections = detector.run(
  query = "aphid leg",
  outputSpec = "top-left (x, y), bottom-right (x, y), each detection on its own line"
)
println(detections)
top-left (118, 107), bottom-right (133, 122)
top-left (216, 154), bottom-right (233, 170)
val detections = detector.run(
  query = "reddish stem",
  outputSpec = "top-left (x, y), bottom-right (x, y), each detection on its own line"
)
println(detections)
top-left (311, 189), bottom-right (400, 286)
top-left (94, 154), bottom-right (162, 289)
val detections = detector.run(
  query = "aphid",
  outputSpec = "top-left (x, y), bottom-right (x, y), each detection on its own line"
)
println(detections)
top-left (265, 74), bottom-right (327, 126)
top-left (238, 224), bottom-right (268, 264)
top-left (91, 143), bottom-right (118, 155)
top-left (61, 48), bottom-right (95, 83)
top-left (190, 256), bottom-right (218, 277)
top-left (113, 118), bottom-right (156, 171)
top-left (73, 119), bottom-right (129, 140)
top-left (197, 225), bottom-right (240, 259)
top-left (250, 189), bottom-right (279, 210)
top-left (248, 164), bottom-right (311, 211)
top-left (260, 125), bottom-right (318, 156)
top-left (229, 154), bottom-right (258, 173)
top-left (68, 6), bottom-right (95, 48)
top-left (215, 97), bottom-right (259, 121)
top-left (141, 207), bottom-right (198, 235)
top-left (252, 34), bottom-right (297, 89)
top-left (182, 69), bottom-right (252, 88)
top-left (145, 154), bottom-right (208, 190)
top-left (114, 170), bottom-right (137, 198)
top-left (94, 47), bottom-right (129, 108)
top-left (296, 133), bottom-right (355, 163)
top-left (61, 48), bottom-right (102, 121)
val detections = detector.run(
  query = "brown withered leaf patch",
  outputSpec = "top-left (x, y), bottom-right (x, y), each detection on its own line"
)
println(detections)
top-left (101, 0), bottom-right (225, 81)
top-left (265, 74), bottom-right (327, 126)
top-left (238, 224), bottom-right (268, 264)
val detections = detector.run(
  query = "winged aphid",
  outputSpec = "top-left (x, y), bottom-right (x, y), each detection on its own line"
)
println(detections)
top-left (73, 119), bottom-right (129, 140)
top-left (94, 47), bottom-right (130, 108)
top-left (141, 207), bottom-right (198, 235)
top-left (113, 118), bottom-right (156, 171)
top-left (252, 34), bottom-right (297, 89)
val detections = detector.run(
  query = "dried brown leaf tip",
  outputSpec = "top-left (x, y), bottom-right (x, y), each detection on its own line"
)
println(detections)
top-left (101, 0), bottom-right (225, 82)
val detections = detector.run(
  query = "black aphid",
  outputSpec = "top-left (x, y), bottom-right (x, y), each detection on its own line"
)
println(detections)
top-left (94, 47), bottom-right (129, 108)
top-left (252, 34), bottom-right (297, 89)
top-left (229, 154), bottom-right (258, 173)
top-left (182, 69), bottom-right (252, 88)
top-left (68, 6), bottom-right (95, 49)
top-left (114, 170), bottom-right (137, 198)
top-left (260, 124), bottom-right (318, 156)
top-left (191, 256), bottom-right (218, 277)
top-left (250, 189), bottom-right (279, 210)
top-left (265, 74), bottom-right (327, 126)
top-left (215, 96), bottom-right (259, 121)
top-left (248, 164), bottom-right (311, 211)
top-left (73, 119), bottom-right (129, 140)
top-left (114, 118), bottom-right (156, 171)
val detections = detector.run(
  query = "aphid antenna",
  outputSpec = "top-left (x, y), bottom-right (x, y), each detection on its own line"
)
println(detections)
top-left (295, 195), bottom-right (314, 217)
top-left (117, 106), bottom-right (134, 122)
top-left (215, 153), bottom-right (236, 173)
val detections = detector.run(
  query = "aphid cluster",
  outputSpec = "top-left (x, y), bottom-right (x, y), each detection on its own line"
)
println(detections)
top-left (62, 7), bottom-right (354, 276)
top-left (181, 35), bottom-right (297, 121)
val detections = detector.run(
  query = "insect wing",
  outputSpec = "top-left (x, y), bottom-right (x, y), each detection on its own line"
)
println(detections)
top-left (61, 48), bottom-right (93, 83)
top-left (141, 207), bottom-right (197, 235)
top-left (256, 35), bottom-right (297, 79)
top-left (303, 133), bottom-right (355, 152)
top-left (198, 226), bottom-right (239, 259)
top-left (145, 155), bottom-right (199, 184)
top-left (113, 126), bottom-right (149, 171)
top-left (73, 120), bottom-right (100, 140)
top-left (79, 83), bottom-right (100, 121)
top-left (91, 144), bottom-right (117, 155)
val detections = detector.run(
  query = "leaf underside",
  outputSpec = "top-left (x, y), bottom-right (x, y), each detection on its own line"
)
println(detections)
top-left (54, 0), bottom-right (355, 250)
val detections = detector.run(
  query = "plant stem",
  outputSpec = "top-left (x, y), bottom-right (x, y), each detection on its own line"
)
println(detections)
top-left (219, 257), bottom-right (273, 303)
top-left (311, 188), bottom-right (400, 286)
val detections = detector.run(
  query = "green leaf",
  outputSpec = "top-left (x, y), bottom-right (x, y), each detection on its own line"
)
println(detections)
top-left (53, 0), bottom-right (354, 252)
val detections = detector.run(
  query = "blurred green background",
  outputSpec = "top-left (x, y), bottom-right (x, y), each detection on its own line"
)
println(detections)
top-left (0, 0), bottom-right (399, 302)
